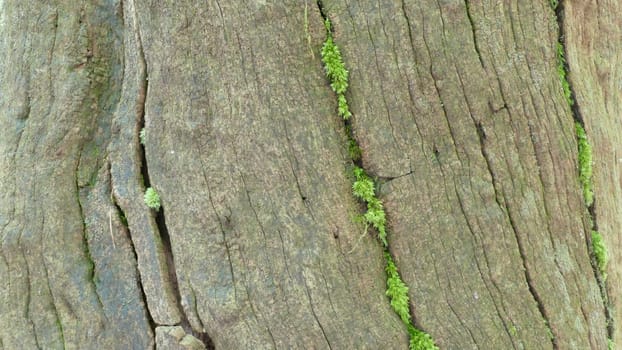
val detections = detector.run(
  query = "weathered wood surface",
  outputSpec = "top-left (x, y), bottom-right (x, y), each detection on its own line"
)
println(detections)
top-left (320, 0), bottom-right (608, 348)
top-left (565, 0), bottom-right (622, 345)
top-left (0, 0), bottom-right (615, 349)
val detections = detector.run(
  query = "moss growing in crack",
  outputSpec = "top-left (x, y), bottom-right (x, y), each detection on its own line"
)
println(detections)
top-left (144, 187), bottom-right (161, 211)
top-left (352, 166), bottom-right (387, 246)
top-left (575, 122), bottom-right (593, 207)
top-left (139, 127), bottom-right (146, 145)
top-left (386, 252), bottom-right (439, 350)
top-left (591, 230), bottom-right (608, 280)
top-left (385, 252), bottom-right (411, 323)
top-left (321, 15), bottom-right (437, 349)
top-left (553, 5), bottom-right (611, 341)
top-left (556, 42), bottom-right (574, 106)
top-left (321, 18), bottom-right (352, 120)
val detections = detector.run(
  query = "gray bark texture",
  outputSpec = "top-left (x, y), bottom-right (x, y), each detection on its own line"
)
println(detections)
top-left (0, 0), bottom-right (618, 349)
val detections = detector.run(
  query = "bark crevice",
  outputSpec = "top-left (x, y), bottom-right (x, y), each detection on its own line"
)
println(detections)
top-left (554, 0), bottom-right (613, 341)
top-left (135, 12), bottom-right (214, 346)
top-left (474, 115), bottom-right (556, 348)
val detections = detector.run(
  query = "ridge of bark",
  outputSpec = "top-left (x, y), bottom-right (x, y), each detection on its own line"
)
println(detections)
top-left (553, 0), bottom-right (613, 344)
top-left (111, 183), bottom-right (157, 334)
top-left (136, 29), bottom-right (214, 348)
top-left (317, 2), bottom-right (437, 349)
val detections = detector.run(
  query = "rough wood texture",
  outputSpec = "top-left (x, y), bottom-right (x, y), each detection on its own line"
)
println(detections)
top-left (0, 0), bottom-right (615, 349)
top-left (322, 0), bottom-right (607, 348)
top-left (0, 0), bottom-right (153, 348)
top-left (564, 0), bottom-right (622, 344)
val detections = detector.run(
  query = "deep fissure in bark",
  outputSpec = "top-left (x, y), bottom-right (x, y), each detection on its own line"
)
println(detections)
top-left (74, 165), bottom-right (105, 310)
top-left (316, 2), bottom-right (437, 348)
top-left (110, 184), bottom-right (157, 333)
top-left (108, 171), bottom-right (157, 335)
top-left (136, 31), bottom-right (214, 348)
top-left (554, 0), bottom-right (613, 340)
top-left (475, 116), bottom-right (556, 347)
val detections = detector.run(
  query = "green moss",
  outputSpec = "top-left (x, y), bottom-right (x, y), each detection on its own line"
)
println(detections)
top-left (556, 43), bottom-right (574, 107)
top-left (509, 325), bottom-right (518, 337)
top-left (591, 230), bottom-right (608, 280)
top-left (352, 166), bottom-right (387, 246)
top-left (575, 123), bottom-right (593, 207)
top-left (322, 16), bottom-right (436, 349)
top-left (139, 128), bottom-right (146, 145)
top-left (321, 19), bottom-right (351, 120)
top-left (385, 252), bottom-right (411, 323)
top-left (144, 187), bottom-right (161, 211)
top-left (408, 324), bottom-right (439, 350)
top-left (385, 253), bottom-right (439, 350)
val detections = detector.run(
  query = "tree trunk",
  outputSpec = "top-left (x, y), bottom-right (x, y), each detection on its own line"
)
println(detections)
top-left (0, 0), bottom-right (616, 349)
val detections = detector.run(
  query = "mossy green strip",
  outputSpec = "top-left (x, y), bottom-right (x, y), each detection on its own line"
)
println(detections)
top-left (591, 230), bottom-right (608, 280)
top-left (556, 42), bottom-right (573, 106)
top-left (352, 166), bottom-right (387, 246)
top-left (320, 16), bottom-right (438, 350)
top-left (551, 2), bottom-right (611, 344)
top-left (320, 18), bottom-right (351, 120)
top-left (575, 122), bottom-right (593, 207)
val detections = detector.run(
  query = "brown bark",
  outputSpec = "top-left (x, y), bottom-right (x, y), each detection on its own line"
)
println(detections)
top-left (0, 0), bottom-right (615, 349)
top-left (565, 0), bottom-right (622, 345)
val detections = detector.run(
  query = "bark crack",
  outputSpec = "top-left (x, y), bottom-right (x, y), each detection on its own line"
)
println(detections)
top-left (453, 188), bottom-right (516, 346)
top-left (41, 255), bottom-right (66, 349)
top-left (554, 0), bottom-right (613, 341)
top-left (132, 3), bottom-right (214, 346)
top-left (23, 256), bottom-right (41, 349)
top-left (317, 2), bottom-right (438, 348)
top-left (473, 115), bottom-right (557, 348)
top-left (283, 122), bottom-right (316, 221)
top-left (75, 157), bottom-right (105, 311)
top-left (302, 273), bottom-right (333, 350)
top-left (463, 0), bottom-right (485, 68)
top-left (111, 188), bottom-right (157, 334)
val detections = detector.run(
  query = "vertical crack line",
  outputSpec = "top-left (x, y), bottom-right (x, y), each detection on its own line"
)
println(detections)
top-left (197, 154), bottom-right (239, 306)
top-left (318, 2), bottom-right (438, 348)
top-left (508, 204), bottom-right (557, 349)
top-left (554, 0), bottom-right (613, 341)
top-left (130, 3), bottom-right (213, 346)
top-left (453, 188), bottom-right (516, 347)
top-left (429, 257), bottom-right (478, 347)
top-left (302, 274), bottom-right (333, 350)
top-left (74, 158), bottom-right (104, 311)
top-left (111, 190), bottom-right (157, 333)
top-left (23, 257), bottom-right (41, 349)
top-left (474, 121), bottom-right (556, 347)
top-left (41, 256), bottom-right (66, 349)
top-left (464, 0), bottom-right (485, 68)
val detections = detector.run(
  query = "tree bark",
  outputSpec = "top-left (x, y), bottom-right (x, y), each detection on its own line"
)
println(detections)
top-left (0, 0), bottom-right (616, 349)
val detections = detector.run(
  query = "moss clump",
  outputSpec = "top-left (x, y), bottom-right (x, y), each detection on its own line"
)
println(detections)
top-left (139, 128), bottom-right (146, 145)
top-left (408, 324), bottom-right (439, 350)
top-left (575, 123), bottom-right (593, 207)
top-left (385, 252), bottom-right (411, 323)
top-left (321, 19), bottom-right (351, 120)
top-left (144, 187), bottom-right (161, 211)
top-left (386, 253), bottom-right (439, 350)
top-left (556, 42), bottom-right (574, 106)
top-left (591, 230), bottom-right (608, 280)
top-left (352, 166), bottom-right (387, 246)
